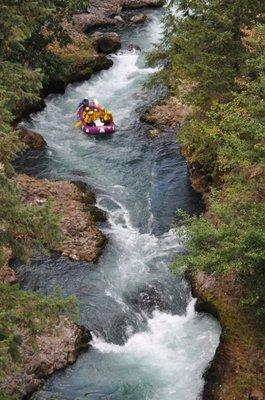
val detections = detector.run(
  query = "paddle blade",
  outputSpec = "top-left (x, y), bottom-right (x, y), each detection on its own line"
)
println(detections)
top-left (75, 120), bottom-right (82, 128)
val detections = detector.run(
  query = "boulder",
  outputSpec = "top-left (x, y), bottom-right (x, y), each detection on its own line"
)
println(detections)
top-left (73, 13), bottom-right (117, 33)
top-left (130, 13), bottom-right (147, 24)
top-left (147, 128), bottom-right (160, 139)
top-left (19, 129), bottom-right (47, 150)
top-left (94, 54), bottom-right (114, 71)
top-left (114, 14), bottom-right (124, 22)
top-left (87, 205), bottom-right (108, 223)
top-left (140, 98), bottom-right (191, 129)
top-left (92, 31), bottom-right (121, 54)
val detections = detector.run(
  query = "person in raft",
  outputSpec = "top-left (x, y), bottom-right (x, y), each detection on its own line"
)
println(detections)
top-left (78, 98), bottom-right (113, 127)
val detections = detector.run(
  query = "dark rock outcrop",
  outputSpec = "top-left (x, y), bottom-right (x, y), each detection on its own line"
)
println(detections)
top-left (42, 53), bottom-right (113, 97)
top-left (14, 98), bottom-right (46, 122)
top-left (92, 31), bottom-right (121, 54)
top-left (19, 129), bottom-right (47, 150)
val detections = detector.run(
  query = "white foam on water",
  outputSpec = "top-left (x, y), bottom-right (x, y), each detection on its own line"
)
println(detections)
top-left (93, 299), bottom-right (220, 400)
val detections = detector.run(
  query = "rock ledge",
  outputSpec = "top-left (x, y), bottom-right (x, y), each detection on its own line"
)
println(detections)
top-left (16, 174), bottom-right (107, 263)
top-left (0, 317), bottom-right (91, 398)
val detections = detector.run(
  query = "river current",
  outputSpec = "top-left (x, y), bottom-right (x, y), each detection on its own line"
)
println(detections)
top-left (16, 9), bottom-right (220, 400)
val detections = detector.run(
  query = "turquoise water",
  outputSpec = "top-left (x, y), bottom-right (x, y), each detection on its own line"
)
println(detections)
top-left (17, 9), bottom-right (220, 400)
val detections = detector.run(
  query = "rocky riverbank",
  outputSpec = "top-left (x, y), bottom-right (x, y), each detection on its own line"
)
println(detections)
top-left (140, 96), bottom-right (191, 138)
top-left (0, 316), bottom-right (91, 399)
top-left (0, 173), bottom-right (104, 398)
top-left (143, 97), bottom-right (265, 400)
top-left (15, 174), bottom-right (107, 263)
top-left (74, 0), bottom-right (165, 32)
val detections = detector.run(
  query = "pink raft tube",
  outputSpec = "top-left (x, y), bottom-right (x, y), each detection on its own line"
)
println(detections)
top-left (82, 121), bottom-right (115, 135)
top-left (77, 106), bottom-right (115, 136)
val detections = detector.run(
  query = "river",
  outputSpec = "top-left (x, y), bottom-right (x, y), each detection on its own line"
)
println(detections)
top-left (16, 8), bottom-right (221, 400)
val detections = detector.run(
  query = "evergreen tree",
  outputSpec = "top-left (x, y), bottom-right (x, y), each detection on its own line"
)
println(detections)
top-left (0, 0), bottom-right (89, 266)
top-left (153, 0), bottom-right (265, 107)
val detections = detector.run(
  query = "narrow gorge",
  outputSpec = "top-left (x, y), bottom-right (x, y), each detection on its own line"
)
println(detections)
top-left (13, 6), bottom-right (221, 400)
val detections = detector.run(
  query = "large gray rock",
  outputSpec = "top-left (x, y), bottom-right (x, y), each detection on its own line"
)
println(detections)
top-left (74, 13), bottom-right (117, 32)
top-left (92, 31), bottom-right (121, 54)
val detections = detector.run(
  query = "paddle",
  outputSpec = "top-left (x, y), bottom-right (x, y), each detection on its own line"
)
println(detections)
top-left (75, 120), bottom-right (82, 128)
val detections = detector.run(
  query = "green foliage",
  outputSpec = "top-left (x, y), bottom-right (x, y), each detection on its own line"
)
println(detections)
top-left (6, 0), bottom-right (90, 84)
top-left (173, 187), bottom-right (265, 317)
top-left (0, 0), bottom-right (88, 55)
top-left (179, 80), bottom-right (265, 178)
top-left (0, 283), bottom-right (78, 381)
top-left (0, 174), bottom-right (63, 264)
top-left (0, 60), bottom-right (62, 265)
top-left (157, 4), bottom-right (265, 319)
top-left (0, 395), bottom-right (18, 400)
top-left (150, 0), bottom-right (265, 107)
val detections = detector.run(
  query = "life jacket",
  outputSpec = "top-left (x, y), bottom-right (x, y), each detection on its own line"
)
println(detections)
top-left (92, 109), bottom-right (101, 121)
top-left (103, 110), bottom-right (113, 123)
top-left (82, 108), bottom-right (94, 124)
top-left (81, 103), bottom-right (112, 125)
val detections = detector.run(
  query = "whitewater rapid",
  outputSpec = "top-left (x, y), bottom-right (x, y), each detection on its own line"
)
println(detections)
top-left (17, 9), bottom-right (221, 400)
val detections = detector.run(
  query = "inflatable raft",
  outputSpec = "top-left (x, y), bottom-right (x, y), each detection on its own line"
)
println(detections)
top-left (82, 121), bottom-right (115, 135)
top-left (77, 104), bottom-right (115, 136)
